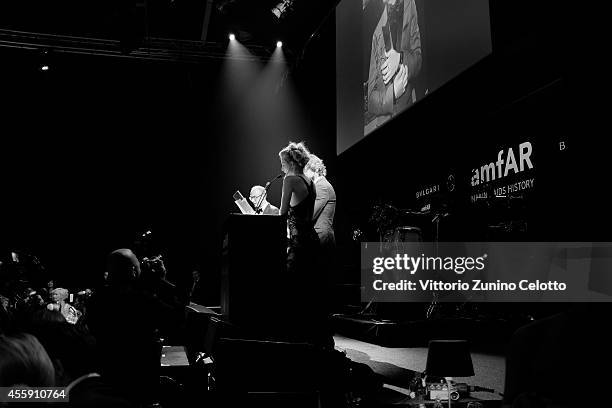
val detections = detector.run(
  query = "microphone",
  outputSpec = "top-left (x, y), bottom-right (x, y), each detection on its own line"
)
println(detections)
top-left (256, 173), bottom-right (284, 213)
top-left (265, 173), bottom-right (284, 188)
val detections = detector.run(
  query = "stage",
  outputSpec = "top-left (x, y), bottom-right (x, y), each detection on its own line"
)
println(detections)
top-left (334, 335), bottom-right (505, 405)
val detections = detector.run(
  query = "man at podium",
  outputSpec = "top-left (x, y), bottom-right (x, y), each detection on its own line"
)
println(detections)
top-left (249, 185), bottom-right (279, 215)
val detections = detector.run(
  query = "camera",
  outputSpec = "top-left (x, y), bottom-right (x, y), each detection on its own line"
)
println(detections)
top-left (141, 255), bottom-right (166, 277)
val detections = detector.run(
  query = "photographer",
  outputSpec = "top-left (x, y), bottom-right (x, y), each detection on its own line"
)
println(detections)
top-left (141, 256), bottom-right (178, 304)
top-left (0, 294), bottom-right (11, 333)
top-left (88, 248), bottom-right (182, 406)
top-left (141, 255), bottom-right (186, 345)
top-left (134, 230), bottom-right (184, 309)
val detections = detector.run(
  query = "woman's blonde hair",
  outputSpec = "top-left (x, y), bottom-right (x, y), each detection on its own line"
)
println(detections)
top-left (279, 141), bottom-right (311, 172)
top-left (50, 288), bottom-right (69, 302)
top-left (305, 154), bottom-right (326, 177)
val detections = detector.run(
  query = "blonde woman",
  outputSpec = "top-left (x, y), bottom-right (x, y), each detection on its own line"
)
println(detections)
top-left (278, 141), bottom-right (320, 274)
top-left (278, 142), bottom-right (332, 346)
top-left (48, 288), bottom-right (81, 324)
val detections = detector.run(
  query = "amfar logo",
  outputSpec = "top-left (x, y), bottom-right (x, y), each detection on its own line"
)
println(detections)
top-left (471, 142), bottom-right (534, 187)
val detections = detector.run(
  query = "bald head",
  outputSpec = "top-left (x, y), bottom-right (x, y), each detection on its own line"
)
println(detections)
top-left (249, 185), bottom-right (268, 206)
top-left (250, 185), bottom-right (265, 196)
top-left (106, 249), bottom-right (140, 284)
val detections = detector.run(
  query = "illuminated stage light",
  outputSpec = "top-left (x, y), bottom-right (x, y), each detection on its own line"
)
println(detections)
top-left (40, 65), bottom-right (49, 71)
top-left (276, 41), bottom-right (283, 48)
top-left (272, 0), bottom-right (294, 20)
top-left (229, 33), bottom-right (236, 41)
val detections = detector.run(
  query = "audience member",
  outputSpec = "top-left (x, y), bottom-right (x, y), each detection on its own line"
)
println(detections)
top-left (48, 288), bottom-right (81, 324)
top-left (39, 279), bottom-right (56, 302)
top-left (0, 294), bottom-right (11, 333)
top-left (0, 333), bottom-right (55, 387)
top-left (188, 270), bottom-right (206, 305)
top-left (88, 248), bottom-right (180, 406)
top-left (29, 313), bottom-right (132, 408)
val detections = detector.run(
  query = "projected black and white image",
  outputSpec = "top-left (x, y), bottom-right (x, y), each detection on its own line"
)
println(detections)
top-left (363, 0), bottom-right (422, 135)
top-left (338, 0), bottom-right (493, 149)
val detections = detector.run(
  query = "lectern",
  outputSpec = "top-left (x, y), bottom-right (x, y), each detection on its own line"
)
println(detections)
top-left (221, 213), bottom-right (287, 336)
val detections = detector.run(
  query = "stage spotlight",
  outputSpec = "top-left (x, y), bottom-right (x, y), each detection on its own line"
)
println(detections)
top-left (229, 33), bottom-right (236, 41)
top-left (276, 41), bottom-right (283, 48)
top-left (271, 0), bottom-right (294, 20)
top-left (38, 48), bottom-right (51, 72)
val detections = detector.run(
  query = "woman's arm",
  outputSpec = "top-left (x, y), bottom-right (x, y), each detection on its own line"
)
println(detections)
top-left (279, 176), bottom-right (293, 215)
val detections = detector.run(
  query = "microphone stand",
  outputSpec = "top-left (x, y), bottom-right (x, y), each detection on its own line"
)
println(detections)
top-left (255, 173), bottom-right (283, 214)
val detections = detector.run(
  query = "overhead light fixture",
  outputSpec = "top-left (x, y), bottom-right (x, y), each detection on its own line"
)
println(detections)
top-left (276, 41), bottom-right (283, 48)
top-left (229, 33), bottom-right (236, 41)
top-left (271, 0), bottom-right (294, 20)
top-left (39, 48), bottom-right (51, 72)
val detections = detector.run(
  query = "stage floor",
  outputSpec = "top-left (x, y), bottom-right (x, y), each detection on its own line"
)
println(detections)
top-left (334, 335), bottom-right (505, 403)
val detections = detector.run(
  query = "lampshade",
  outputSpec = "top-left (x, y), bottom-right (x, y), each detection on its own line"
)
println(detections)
top-left (426, 340), bottom-right (475, 378)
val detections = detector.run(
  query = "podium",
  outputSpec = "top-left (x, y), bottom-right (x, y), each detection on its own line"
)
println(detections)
top-left (221, 214), bottom-right (287, 337)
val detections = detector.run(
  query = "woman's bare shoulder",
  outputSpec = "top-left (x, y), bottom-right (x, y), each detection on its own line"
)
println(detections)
top-left (283, 175), bottom-right (301, 184)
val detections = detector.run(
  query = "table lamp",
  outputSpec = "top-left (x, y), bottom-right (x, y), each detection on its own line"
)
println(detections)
top-left (425, 340), bottom-right (475, 408)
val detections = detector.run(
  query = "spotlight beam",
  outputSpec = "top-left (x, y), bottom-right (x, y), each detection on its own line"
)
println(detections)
top-left (200, 0), bottom-right (214, 44)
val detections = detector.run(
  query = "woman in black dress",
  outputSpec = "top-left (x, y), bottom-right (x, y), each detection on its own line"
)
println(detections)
top-left (278, 142), bottom-right (330, 345)
top-left (278, 142), bottom-right (320, 274)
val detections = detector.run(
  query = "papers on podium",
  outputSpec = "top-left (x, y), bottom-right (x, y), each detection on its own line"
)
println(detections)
top-left (233, 190), bottom-right (255, 214)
